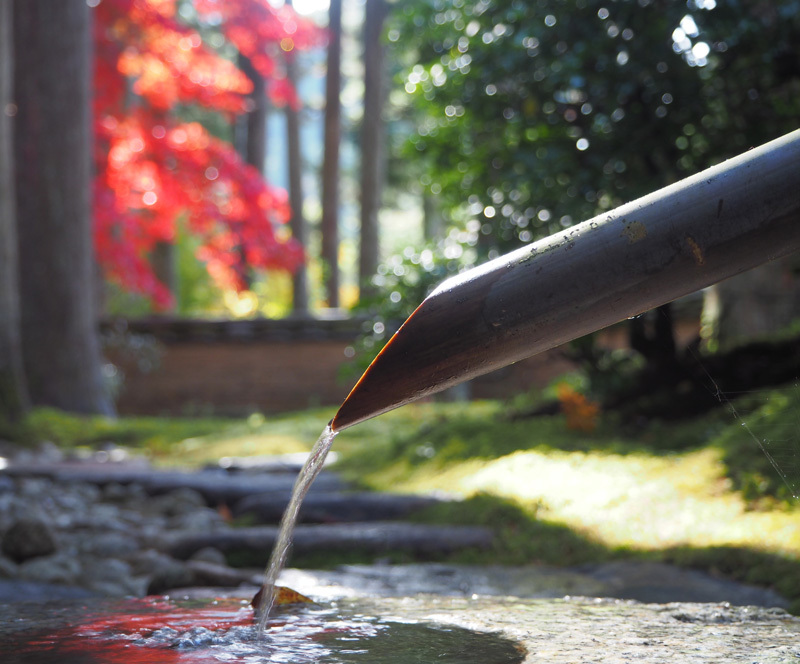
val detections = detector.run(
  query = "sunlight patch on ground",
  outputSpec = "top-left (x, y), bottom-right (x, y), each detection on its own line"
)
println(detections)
top-left (408, 447), bottom-right (800, 555)
top-left (175, 432), bottom-right (313, 466)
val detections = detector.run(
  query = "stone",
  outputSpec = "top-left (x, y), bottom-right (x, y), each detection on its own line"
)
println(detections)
top-left (577, 560), bottom-right (790, 608)
top-left (166, 507), bottom-right (224, 532)
top-left (1, 517), bottom-right (58, 562)
top-left (127, 548), bottom-right (179, 577)
top-left (19, 552), bottom-right (81, 586)
top-left (147, 557), bottom-right (195, 595)
top-left (81, 557), bottom-right (143, 596)
top-left (0, 579), bottom-right (96, 603)
top-left (159, 522), bottom-right (493, 560)
top-left (148, 487), bottom-right (207, 516)
top-left (80, 531), bottom-right (141, 557)
top-left (0, 554), bottom-right (17, 578)
top-left (279, 562), bottom-right (789, 610)
top-left (353, 595), bottom-right (800, 663)
top-left (233, 491), bottom-right (444, 524)
top-left (0, 475), bottom-right (14, 494)
top-left (189, 546), bottom-right (228, 566)
top-left (184, 560), bottom-right (256, 588)
top-left (3, 464), bottom-right (345, 505)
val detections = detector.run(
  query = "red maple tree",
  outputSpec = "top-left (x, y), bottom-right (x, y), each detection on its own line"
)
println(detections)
top-left (92, 0), bottom-right (321, 309)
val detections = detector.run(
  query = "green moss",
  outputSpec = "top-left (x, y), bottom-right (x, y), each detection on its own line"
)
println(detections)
top-left (709, 385), bottom-right (800, 503)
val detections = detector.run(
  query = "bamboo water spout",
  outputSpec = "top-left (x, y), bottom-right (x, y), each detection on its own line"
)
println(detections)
top-left (331, 130), bottom-right (800, 432)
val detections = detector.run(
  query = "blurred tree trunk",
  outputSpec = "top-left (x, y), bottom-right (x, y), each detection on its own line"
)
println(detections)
top-left (150, 241), bottom-right (177, 308)
top-left (284, 47), bottom-right (309, 314)
top-left (358, 0), bottom-right (388, 302)
top-left (232, 53), bottom-right (267, 291)
top-left (0, 0), bottom-right (29, 424)
top-left (422, 194), bottom-right (444, 241)
top-left (320, 0), bottom-right (342, 308)
top-left (13, 0), bottom-right (115, 415)
top-left (237, 54), bottom-right (267, 173)
top-left (701, 258), bottom-right (800, 351)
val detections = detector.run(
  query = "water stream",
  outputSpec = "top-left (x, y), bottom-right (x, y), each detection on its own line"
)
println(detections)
top-left (255, 425), bottom-right (338, 632)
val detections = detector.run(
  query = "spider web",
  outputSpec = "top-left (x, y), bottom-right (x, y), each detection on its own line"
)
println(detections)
top-left (697, 364), bottom-right (800, 501)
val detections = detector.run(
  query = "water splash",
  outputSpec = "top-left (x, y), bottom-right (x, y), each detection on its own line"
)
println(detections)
top-left (256, 424), bottom-right (338, 633)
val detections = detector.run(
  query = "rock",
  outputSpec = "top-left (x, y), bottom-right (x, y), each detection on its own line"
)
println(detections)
top-left (345, 594), bottom-right (800, 663)
top-left (578, 560), bottom-right (790, 609)
top-left (1, 517), bottom-right (58, 562)
top-left (3, 464), bottom-right (345, 505)
top-left (0, 579), bottom-right (96, 603)
top-left (0, 555), bottom-right (17, 578)
top-left (81, 557), bottom-right (144, 597)
top-left (233, 491), bottom-right (445, 524)
top-left (127, 548), bottom-right (179, 577)
top-left (148, 487), bottom-right (208, 516)
top-left (159, 522), bottom-right (494, 560)
top-left (80, 532), bottom-right (141, 557)
top-left (35, 441), bottom-right (64, 464)
top-left (189, 546), bottom-right (228, 566)
top-left (184, 560), bottom-right (257, 588)
top-left (278, 562), bottom-right (790, 610)
top-left (101, 482), bottom-right (131, 503)
top-left (19, 552), bottom-right (81, 586)
top-left (166, 507), bottom-right (224, 532)
top-left (147, 557), bottom-right (195, 595)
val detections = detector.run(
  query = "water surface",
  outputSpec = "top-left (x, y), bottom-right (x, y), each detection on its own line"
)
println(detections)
top-left (1, 596), bottom-right (524, 664)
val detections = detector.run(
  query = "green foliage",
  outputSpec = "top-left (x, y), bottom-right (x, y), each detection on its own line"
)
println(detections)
top-left (387, 0), bottom-right (800, 251)
top-left (15, 407), bottom-right (234, 456)
top-left (710, 384), bottom-right (800, 504)
top-left (565, 332), bottom-right (646, 404)
top-left (345, 241), bottom-right (473, 380)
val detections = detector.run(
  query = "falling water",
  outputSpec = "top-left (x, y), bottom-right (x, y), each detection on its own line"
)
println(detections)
top-left (255, 424), bottom-right (338, 634)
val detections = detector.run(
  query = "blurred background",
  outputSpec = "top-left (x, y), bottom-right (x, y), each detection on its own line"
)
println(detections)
top-left (2, 0), bottom-right (800, 615)
top-left (2, 0), bottom-right (800, 420)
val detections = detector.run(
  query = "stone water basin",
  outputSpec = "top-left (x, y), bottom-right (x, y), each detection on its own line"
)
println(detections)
top-left (2, 569), bottom-right (800, 663)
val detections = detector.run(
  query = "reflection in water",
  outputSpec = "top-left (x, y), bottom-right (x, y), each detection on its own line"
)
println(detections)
top-left (1, 596), bottom-right (524, 664)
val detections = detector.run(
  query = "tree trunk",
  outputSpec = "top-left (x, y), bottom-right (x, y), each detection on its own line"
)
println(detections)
top-left (422, 194), bottom-right (444, 241)
top-left (151, 240), bottom-right (177, 308)
top-left (0, 0), bottom-right (29, 424)
top-left (13, 0), bottom-right (114, 415)
top-left (358, 0), bottom-right (388, 302)
top-left (701, 257), bottom-right (800, 351)
top-left (236, 53), bottom-right (268, 173)
top-left (285, 51), bottom-right (309, 314)
top-left (233, 53), bottom-right (267, 291)
top-left (320, 0), bottom-right (343, 308)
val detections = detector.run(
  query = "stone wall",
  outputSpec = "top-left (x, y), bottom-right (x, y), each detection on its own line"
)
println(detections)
top-left (103, 310), bottom-right (700, 417)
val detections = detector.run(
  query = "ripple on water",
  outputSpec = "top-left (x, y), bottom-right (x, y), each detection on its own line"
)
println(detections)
top-left (2, 596), bottom-right (525, 664)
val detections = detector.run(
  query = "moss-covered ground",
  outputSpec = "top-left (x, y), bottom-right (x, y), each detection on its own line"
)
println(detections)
top-left (10, 384), bottom-right (800, 612)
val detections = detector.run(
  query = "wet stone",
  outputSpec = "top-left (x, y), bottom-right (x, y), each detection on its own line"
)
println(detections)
top-left (1, 517), bottom-right (58, 562)
top-left (79, 531), bottom-right (140, 557)
top-left (0, 554), bottom-right (17, 578)
top-left (350, 595), bottom-right (800, 663)
top-left (189, 546), bottom-right (228, 566)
